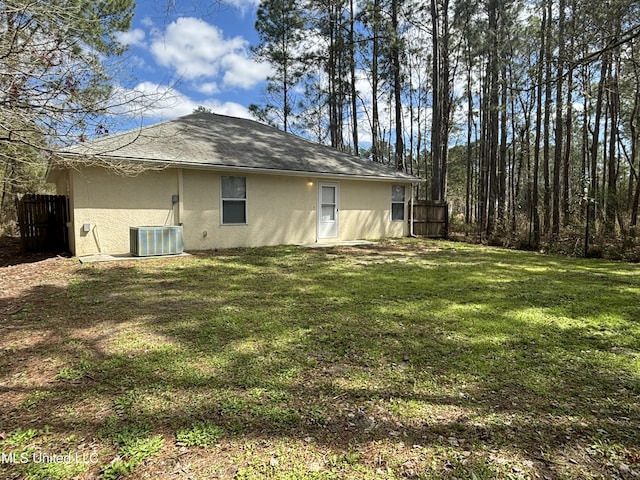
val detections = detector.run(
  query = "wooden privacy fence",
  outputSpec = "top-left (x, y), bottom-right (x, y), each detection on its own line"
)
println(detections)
top-left (411, 202), bottom-right (448, 238)
top-left (16, 194), bottom-right (70, 252)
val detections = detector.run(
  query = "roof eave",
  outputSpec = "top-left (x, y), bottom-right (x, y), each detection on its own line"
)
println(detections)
top-left (57, 152), bottom-right (423, 183)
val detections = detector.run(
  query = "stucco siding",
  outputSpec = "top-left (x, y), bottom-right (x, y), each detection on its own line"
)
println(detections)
top-left (52, 170), bottom-right (69, 196)
top-left (70, 167), bottom-right (179, 256)
top-left (182, 173), bottom-right (406, 249)
top-left (339, 181), bottom-right (407, 240)
top-left (63, 166), bottom-right (409, 256)
top-left (180, 169), bottom-right (218, 249)
top-left (182, 171), bottom-right (317, 249)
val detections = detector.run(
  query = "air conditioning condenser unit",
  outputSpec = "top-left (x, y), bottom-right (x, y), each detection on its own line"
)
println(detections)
top-left (130, 226), bottom-right (184, 256)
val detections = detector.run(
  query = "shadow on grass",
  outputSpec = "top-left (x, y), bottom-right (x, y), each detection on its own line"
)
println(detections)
top-left (1, 240), bottom-right (639, 478)
top-left (0, 236), bottom-right (69, 268)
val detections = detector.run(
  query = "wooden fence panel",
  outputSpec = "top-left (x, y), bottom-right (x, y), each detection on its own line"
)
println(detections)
top-left (411, 202), bottom-right (448, 238)
top-left (16, 194), bottom-right (70, 252)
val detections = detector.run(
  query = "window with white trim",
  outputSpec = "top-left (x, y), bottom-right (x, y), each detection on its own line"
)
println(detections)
top-left (221, 176), bottom-right (247, 224)
top-left (391, 185), bottom-right (405, 221)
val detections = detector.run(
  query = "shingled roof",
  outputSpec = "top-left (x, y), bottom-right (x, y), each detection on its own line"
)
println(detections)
top-left (57, 112), bottom-right (418, 183)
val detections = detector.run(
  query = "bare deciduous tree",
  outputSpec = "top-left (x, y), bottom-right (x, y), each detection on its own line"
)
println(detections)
top-left (1, 0), bottom-right (172, 230)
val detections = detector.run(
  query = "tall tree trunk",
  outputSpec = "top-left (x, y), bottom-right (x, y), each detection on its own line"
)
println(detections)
top-left (486, 0), bottom-right (500, 237)
top-left (606, 49), bottom-right (621, 235)
top-left (581, 64), bottom-right (590, 223)
top-left (391, 0), bottom-right (404, 170)
top-left (431, 0), bottom-right (442, 199)
top-left (430, 0), bottom-right (452, 199)
top-left (542, 0), bottom-right (552, 236)
top-left (440, 0), bottom-right (450, 200)
top-left (326, 1), bottom-right (346, 151)
top-left (498, 62), bottom-right (507, 228)
top-left (590, 55), bottom-right (608, 234)
top-left (283, 62), bottom-right (290, 132)
top-left (371, 0), bottom-right (380, 162)
top-left (562, 0), bottom-right (575, 226)
top-left (465, 48), bottom-right (473, 225)
top-left (552, 0), bottom-right (565, 238)
top-left (531, 1), bottom-right (546, 247)
top-left (563, 68), bottom-right (573, 227)
top-left (349, 0), bottom-right (358, 155)
top-left (510, 76), bottom-right (521, 235)
top-left (328, 5), bottom-right (338, 147)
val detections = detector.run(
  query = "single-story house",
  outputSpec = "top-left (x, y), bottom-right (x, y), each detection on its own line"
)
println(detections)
top-left (47, 112), bottom-right (420, 257)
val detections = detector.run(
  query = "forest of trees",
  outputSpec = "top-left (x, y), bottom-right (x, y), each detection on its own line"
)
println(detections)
top-left (251, 0), bottom-right (640, 253)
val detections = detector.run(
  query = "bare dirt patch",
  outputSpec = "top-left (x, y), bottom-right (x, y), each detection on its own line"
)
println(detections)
top-left (0, 236), bottom-right (76, 317)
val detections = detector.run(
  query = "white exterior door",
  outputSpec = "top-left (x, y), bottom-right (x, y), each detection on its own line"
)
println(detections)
top-left (318, 182), bottom-right (339, 239)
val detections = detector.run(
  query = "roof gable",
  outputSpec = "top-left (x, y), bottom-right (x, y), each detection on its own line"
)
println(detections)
top-left (58, 112), bottom-right (418, 182)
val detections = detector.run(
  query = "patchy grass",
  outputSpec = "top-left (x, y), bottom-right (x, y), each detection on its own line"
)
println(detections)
top-left (1, 238), bottom-right (639, 479)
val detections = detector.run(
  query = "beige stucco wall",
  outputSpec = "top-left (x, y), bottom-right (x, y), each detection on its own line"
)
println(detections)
top-left (52, 170), bottom-right (70, 196)
top-left (182, 170), bottom-right (318, 249)
top-left (68, 167), bottom-right (179, 256)
top-left (59, 166), bottom-right (410, 256)
top-left (339, 180), bottom-right (407, 240)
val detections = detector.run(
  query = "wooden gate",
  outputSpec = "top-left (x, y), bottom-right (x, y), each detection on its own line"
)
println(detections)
top-left (16, 194), bottom-right (70, 252)
top-left (411, 202), bottom-right (448, 238)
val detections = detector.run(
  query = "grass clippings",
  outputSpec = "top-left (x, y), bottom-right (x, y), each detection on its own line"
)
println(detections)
top-left (0, 238), bottom-right (638, 479)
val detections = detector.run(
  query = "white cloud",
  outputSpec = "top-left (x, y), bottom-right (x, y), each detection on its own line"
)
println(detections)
top-left (209, 100), bottom-right (255, 119)
top-left (132, 82), bottom-right (189, 117)
top-left (116, 28), bottom-right (146, 48)
top-left (221, 53), bottom-right (274, 89)
top-left (148, 17), bottom-right (268, 91)
top-left (115, 81), bottom-right (252, 120)
top-left (196, 81), bottom-right (220, 95)
top-left (141, 16), bottom-right (154, 28)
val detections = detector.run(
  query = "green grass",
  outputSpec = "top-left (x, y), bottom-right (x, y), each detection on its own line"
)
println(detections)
top-left (176, 421), bottom-right (224, 447)
top-left (1, 239), bottom-right (639, 479)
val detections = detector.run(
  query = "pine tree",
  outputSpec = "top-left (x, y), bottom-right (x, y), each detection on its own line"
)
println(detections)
top-left (252, 0), bottom-right (308, 132)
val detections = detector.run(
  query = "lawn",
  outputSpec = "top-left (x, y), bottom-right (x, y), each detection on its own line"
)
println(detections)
top-left (0, 239), bottom-right (639, 479)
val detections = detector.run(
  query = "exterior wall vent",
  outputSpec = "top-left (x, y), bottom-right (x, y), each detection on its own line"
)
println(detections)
top-left (130, 226), bottom-right (184, 256)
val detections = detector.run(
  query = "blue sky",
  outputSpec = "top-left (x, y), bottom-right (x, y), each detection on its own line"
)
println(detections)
top-left (114, 0), bottom-right (272, 127)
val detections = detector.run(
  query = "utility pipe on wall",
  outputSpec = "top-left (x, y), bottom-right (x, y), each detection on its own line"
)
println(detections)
top-left (410, 183), bottom-right (416, 237)
top-left (177, 169), bottom-right (184, 226)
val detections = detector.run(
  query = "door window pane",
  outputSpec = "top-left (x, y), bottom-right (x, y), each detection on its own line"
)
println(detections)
top-left (321, 205), bottom-right (335, 221)
top-left (321, 186), bottom-right (335, 204)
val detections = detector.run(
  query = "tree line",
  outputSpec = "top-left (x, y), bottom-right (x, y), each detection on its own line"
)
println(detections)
top-left (251, 0), bottom-right (640, 249)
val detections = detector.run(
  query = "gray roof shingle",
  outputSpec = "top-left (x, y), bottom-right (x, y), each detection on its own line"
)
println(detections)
top-left (58, 112), bottom-right (418, 182)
